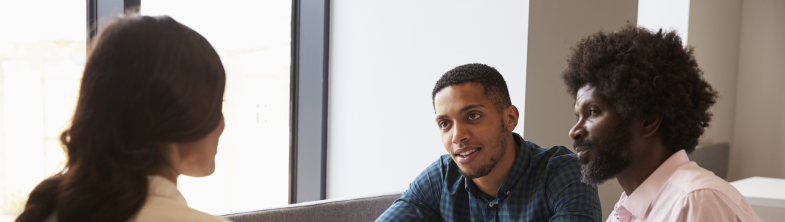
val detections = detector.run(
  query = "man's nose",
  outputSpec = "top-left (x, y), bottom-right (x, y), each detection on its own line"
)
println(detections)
top-left (569, 121), bottom-right (586, 141)
top-left (452, 123), bottom-right (470, 144)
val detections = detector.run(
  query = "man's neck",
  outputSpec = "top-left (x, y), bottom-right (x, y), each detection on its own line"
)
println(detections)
top-left (616, 138), bottom-right (670, 196)
top-left (472, 134), bottom-right (519, 199)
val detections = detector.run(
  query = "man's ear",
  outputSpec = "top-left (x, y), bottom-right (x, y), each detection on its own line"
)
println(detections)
top-left (504, 105), bottom-right (520, 131)
top-left (641, 116), bottom-right (661, 138)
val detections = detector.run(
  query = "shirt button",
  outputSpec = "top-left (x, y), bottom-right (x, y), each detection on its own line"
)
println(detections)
top-left (489, 203), bottom-right (494, 207)
top-left (506, 191), bottom-right (511, 195)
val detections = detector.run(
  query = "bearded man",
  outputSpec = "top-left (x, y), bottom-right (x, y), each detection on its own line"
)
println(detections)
top-left (563, 25), bottom-right (760, 222)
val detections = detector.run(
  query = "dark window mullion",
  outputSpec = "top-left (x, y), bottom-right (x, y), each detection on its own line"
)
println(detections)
top-left (290, 0), bottom-right (330, 204)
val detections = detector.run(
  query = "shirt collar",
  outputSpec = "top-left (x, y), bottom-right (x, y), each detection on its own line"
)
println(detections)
top-left (621, 149), bottom-right (690, 218)
top-left (464, 132), bottom-right (530, 200)
top-left (147, 175), bottom-right (188, 206)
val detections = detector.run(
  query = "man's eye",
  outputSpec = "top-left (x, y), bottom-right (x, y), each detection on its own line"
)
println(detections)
top-left (439, 121), bottom-right (450, 129)
top-left (589, 109), bottom-right (599, 115)
top-left (469, 113), bottom-right (481, 120)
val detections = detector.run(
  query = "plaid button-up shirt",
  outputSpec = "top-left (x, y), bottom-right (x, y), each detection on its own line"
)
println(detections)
top-left (377, 133), bottom-right (601, 221)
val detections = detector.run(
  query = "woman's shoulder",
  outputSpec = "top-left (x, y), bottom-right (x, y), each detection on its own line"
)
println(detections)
top-left (130, 196), bottom-right (231, 222)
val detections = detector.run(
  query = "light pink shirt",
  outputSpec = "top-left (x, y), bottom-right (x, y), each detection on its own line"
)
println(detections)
top-left (607, 150), bottom-right (760, 222)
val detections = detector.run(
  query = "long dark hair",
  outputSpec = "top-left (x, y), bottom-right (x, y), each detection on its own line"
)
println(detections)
top-left (16, 15), bottom-right (226, 222)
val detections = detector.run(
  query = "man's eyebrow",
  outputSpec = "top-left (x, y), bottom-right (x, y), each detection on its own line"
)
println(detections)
top-left (434, 104), bottom-right (486, 122)
top-left (575, 99), bottom-right (600, 112)
top-left (435, 114), bottom-right (448, 122)
top-left (459, 104), bottom-right (484, 113)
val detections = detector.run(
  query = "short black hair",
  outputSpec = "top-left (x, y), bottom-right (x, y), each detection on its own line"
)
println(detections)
top-left (432, 63), bottom-right (512, 112)
top-left (562, 25), bottom-right (718, 154)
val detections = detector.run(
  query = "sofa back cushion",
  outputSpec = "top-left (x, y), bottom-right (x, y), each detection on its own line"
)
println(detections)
top-left (223, 193), bottom-right (400, 222)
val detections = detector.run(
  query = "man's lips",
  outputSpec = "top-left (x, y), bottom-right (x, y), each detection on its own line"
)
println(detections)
top-left (454, 147), bottom-right (482, 164)
top-left (575, 146), bottom-right (590, 159)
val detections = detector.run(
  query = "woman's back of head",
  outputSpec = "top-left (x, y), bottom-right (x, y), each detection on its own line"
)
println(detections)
top-left (16, 15), bottom-right (225, 222)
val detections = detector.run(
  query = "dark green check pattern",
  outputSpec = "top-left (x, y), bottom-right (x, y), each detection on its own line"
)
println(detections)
top-left (376, 133), bottom-right (601, 222)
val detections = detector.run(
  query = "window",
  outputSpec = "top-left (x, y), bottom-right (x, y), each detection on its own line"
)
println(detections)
top-left (0, 0), bottom-right (85, 220)
top-left (140, 0), bottom-right (293, 215)
top-left (0, 0), bottom-right (294, 219)
top-left (637, 0), bottom-right (691, 45)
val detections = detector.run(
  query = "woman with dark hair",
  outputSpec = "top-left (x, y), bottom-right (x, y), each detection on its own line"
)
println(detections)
top-left (16, 14), bottom-right (229, 222)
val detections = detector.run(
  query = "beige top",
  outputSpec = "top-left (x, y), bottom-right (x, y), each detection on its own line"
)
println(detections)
top-left (607, 150), bottom-right (760, 222)
top-left (130, 175), bottom-right (230, 222)
top-left (44, 175), bottom-right (230, 222)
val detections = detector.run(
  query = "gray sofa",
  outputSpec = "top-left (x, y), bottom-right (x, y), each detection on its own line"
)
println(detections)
top-left (223, 193), bottom-right (400, 222)
top-left (221, 144), bottom-right (729, 222)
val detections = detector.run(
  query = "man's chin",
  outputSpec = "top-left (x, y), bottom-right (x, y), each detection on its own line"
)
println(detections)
top-left (457, 165), bottom-right (478, 177)
top-left (579, 163), bottom-right (625, 186)
top-left (458, 165), bottom-right (492, 180)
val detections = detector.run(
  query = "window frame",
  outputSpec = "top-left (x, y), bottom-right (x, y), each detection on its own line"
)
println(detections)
top-left (289, 0), bottom-right (330, 204)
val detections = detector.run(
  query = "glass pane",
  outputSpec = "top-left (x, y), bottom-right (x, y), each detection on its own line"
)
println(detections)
top-left (2, 136), bottom-right (46, 220)
top-left (0, 1), bottom-right (85, 220)
top-left (44, 79), bottom-right (80, 139)
top-left (141, 0), bottom-right (292, 215)
top-left (3, 77), bottom-right (44, 137)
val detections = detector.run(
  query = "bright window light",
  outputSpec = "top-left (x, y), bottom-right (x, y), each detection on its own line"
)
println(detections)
top-left (638, 0), bottom-right (691, 45)
top-left (0, 1), bottom-right (292, 220)
top-left (141, 0), bottom-right (292, 215)
top-left (0, 1), bottom-right (85, 220)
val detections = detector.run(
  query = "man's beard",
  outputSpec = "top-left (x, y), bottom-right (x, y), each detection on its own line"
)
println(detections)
top-left (574, 120), bottom-right (633, 186)
top-left (459, 121), bottom-right (508, 180)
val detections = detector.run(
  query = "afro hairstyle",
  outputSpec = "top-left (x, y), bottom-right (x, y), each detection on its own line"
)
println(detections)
top-left (562, 25), bottom-right (718, 154)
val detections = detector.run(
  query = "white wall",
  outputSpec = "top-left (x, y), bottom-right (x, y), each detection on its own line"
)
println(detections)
top-left (687, 0), bottom-right (785, 184)
top-left (328, 0), bottom-right (529, 199)
top-left (638, 0), bottom-right (691, 44)
top-left (729, 0), bottom-right (785, 181)
top-left (687, 0), bottom-right (743, 150)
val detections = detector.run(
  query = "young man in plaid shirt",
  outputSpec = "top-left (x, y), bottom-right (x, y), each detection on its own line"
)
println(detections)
top-left (377, 63), bottom-right (601, 221)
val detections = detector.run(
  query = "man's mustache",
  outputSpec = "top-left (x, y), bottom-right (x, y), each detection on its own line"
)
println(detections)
top-left (573, 139), bottom-right (595, 149)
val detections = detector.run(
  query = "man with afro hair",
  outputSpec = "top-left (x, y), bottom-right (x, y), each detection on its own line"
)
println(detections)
top-left (563, 25), bottom-right (760, 222)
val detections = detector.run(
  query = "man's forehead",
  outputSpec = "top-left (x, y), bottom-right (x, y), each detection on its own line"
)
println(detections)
top-left (434, 84), bottom-right (491, 113)
top-left (437, 82), bottom-right (484, 95)
top-left (576, 85), bottom-right (595, 98)
top-left (435, 83), bottom-right (485, 102)
top-left (575, 85), bottom-right (608, 106)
